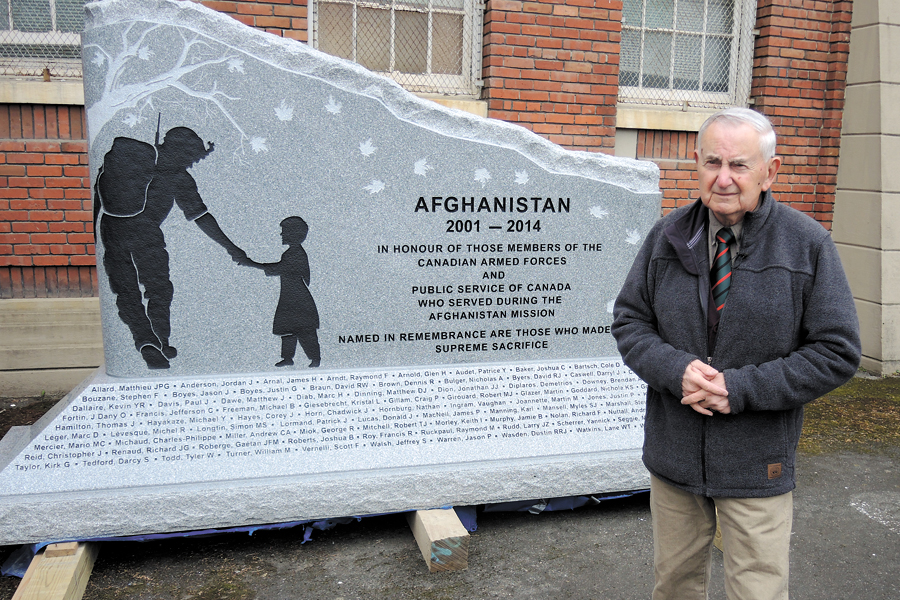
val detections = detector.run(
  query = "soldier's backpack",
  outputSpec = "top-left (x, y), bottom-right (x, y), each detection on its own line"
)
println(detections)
top-left (93, 137), bottom-right (157, 224)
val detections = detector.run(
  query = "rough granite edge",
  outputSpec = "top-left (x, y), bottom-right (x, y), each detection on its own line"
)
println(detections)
top-left (0, 369), bottom-right (650, 545)
top-left (83, 0), bottom-right (660, 195)
top-left (0, 369), bottom-right (97, 475)
top-left (0, 0), bottom-right (664, 546)
top-left (0, 451), bottom-right (649, 545)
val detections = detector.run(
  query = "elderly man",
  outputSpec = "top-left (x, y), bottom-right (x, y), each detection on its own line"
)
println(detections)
top-left (612, 107), bottom-right (860, 599)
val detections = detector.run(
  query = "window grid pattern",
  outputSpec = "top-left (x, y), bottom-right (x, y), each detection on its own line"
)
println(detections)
top-left (312, 0), bottom-right (482, 96)
top-left (1, 0), bottom-right (85, 78)
top-left (619, 0), bottom-right (754, 108)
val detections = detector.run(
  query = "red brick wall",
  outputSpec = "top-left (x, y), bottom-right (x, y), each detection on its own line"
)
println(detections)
top-left (0, 0), bottom-right (855, 298)
top-left (210, 0), bottom-right (624, 151)
top-left (200, 0), bottom-right (308, 41)
top-left (0, 105), bottom-right (95, 298)
top-left (0, 265), bottom-right (97, 299)
top-left (482, 0), bottom-right (622, 152)
top-left (637, 0), bottom-right (853, 228)
top-left (750, 0), bottom-right (852, 229)
top-left (637, 130), bottom-right (698, 214)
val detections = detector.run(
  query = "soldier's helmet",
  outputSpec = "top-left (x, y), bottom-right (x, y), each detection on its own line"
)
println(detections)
top-left (161, 127), bottom-right (214, 162)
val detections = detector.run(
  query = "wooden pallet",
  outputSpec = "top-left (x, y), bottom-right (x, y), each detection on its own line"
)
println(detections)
top-left (11, 508), bottom-right (468, 595)
top-left (12, 542), bottom-right (98, 600)
top-left (407, 508), bottom-right (470, 572)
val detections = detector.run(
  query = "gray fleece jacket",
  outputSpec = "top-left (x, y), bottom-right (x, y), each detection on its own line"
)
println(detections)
top-left (612, 192), bottom-right (860, 497)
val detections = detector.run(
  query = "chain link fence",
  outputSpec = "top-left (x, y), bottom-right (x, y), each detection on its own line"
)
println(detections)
top-left (1, 0), bottom-right (85, 79)
top-left (619, 0), bottom-right (755, 109)
top-left (313, 0), bottom-right (482, 96)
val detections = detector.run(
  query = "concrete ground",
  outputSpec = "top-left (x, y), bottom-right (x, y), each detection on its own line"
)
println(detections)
top-left (1, 387), bottom-right (898, 599)
top-left (0, 453), bottom-right (896, 599)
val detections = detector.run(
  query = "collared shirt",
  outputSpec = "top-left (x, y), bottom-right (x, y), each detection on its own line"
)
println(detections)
top-left (707, 210), bottom-right (743, 268)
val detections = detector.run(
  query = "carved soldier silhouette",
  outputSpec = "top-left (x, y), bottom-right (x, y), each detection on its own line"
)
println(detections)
top-left (243, 216), bottom-right (321, 368)
top-left (93, 125), bottom-right (246, 369)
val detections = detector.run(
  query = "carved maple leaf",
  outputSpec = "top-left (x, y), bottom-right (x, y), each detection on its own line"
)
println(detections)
top-left (274, 100), bottom-right (294, 122)
top-left (325, 95), bottom-right (342, 115)
top-left (474, 168), bottom-right (491, 187)
top-left (250, 137), bottom-right (268, 153)
top-left (364, 180), bottom-right (385, 194)
top-left (590, 206), bottom-right (609, 219)
top-left (414, 158), bottom-right (432, 176)
top-left (122, 113), bottom-right (141, 128)
top-left (359, 139), bottom-right (377, 156)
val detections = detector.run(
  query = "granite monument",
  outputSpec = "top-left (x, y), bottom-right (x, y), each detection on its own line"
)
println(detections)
top-left (0, 0), bottom-right (660, 545)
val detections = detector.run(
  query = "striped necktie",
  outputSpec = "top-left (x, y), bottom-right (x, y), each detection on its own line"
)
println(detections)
top-left (711, 227), bottom-right (735, 313)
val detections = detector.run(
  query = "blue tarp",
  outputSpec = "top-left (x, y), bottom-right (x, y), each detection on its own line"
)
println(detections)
top-left (1, 490), bottom-right (648, 578)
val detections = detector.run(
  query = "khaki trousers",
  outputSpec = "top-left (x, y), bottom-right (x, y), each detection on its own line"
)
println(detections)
top-left (650, 475), bottom-right (792, 600)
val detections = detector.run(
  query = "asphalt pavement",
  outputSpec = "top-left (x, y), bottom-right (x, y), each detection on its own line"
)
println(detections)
top-left (1, 450), bottom-right (896, 600)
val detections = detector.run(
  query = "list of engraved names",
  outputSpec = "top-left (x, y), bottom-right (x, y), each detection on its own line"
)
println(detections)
top-left (12, 360), bottom-right (646, 481)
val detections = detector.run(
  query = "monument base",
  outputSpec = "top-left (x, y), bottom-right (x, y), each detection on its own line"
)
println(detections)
top-left (0, 448), bottom-right (646, 546)
top-left (0, 366), bottom-right (649, 545)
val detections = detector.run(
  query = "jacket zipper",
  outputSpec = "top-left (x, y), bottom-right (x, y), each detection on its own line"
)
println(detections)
top-left (701, 251), bottom-right (738, 494)
top-left (700, 359), bottom-right (709, 492)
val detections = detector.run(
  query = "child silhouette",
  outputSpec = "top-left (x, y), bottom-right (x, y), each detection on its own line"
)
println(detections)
top-left (243, 217), bottom-right (321, 367)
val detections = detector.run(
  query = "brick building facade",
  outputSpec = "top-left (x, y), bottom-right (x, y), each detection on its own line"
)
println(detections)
top-left (0, 105), bottom-right (94, 298)
top-left (481, 1), bottom-right (621, 152)
top-left (0, 0), bottom-right (854, 299)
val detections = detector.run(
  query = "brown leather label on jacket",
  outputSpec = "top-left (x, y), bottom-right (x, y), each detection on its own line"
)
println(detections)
top-left (768, 463), bottom-right (783, 479)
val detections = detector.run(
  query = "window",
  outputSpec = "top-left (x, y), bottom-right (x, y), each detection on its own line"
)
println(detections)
top-left (1, 0), bottom-right (84, 78)
top-left (312, 0), bottom-right (483, 96)
top-left (619, 0), bottom-right (755, 108)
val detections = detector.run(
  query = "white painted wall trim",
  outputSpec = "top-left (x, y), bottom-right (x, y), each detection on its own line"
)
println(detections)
top-left (0, 79), bottom-right (85, 105)
top-left (417, 94), bottom-right (488, 118)
top-left (616, 105), bottom-right (716, 132)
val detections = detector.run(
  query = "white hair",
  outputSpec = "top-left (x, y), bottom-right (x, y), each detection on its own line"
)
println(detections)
top-left (697, 107), bottom-right (777, 161)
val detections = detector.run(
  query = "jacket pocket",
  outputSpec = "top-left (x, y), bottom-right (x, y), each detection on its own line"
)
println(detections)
top-left (704, 411), bottom-right (792, 494)
top-left (642, 389), bottom-right (706, 489)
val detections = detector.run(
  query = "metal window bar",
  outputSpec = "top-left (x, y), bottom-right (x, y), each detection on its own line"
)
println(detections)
top-left (631, 1), bottom-right (734, 94)
top-left (699, 0), bottom-right (707, 92)
top-left (1, 0), bottom-right (85, 78)
top-left (352, 2), bottom-right (358, 62)
top-left (313, 0), bottom-right (479, 96)
top-left (388, 3), bottom-right (393, 69)
top-left (426, 7), bottom-right (432, 76)
top-left (619, 0), bottom-right (753, 109)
